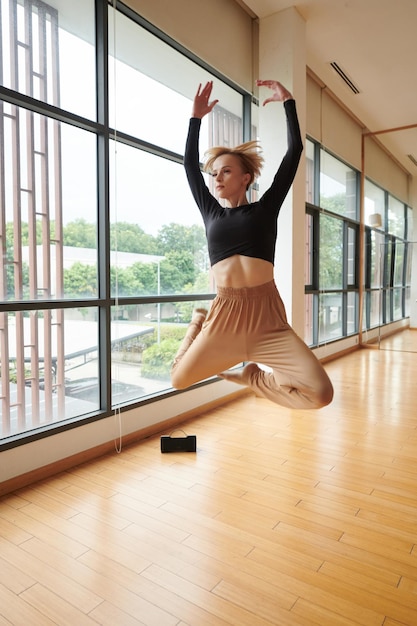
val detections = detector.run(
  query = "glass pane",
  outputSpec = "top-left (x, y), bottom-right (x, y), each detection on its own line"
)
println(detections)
top-left (304, 293), bottom-right (314, 346)
top-left (305, 213), bottom-right (313, 286)
top-left (383, 289), bottom-right (392, 323)
top-left (407, 206), bottom-right (413, 239)
top-left (364, 179), bottom-right (385, 229)
top-left (362, 291), bottom-right (367, 331)
top-left (405, 286), bottom-right (411, 318)
top-left (1, 308), bottom-right (99, 439)
top-left (0, 0), bottom-right (96, 119)
top-left (1, 105), bottom-right (97, 302)
top-left (383, 240), bottom-right (392, 288)
top-left (347, 226), bottom-right (356, 286)
top-left (347, 291), bottom-right (357, 335)
top-left (111, 301), bottom-right (214, 401)
top-left (405, 242), bottom-right (413, 287)
top-left (306, 139), bottom-right (315, 203)
top-left (369, 290), bottom-right (381, 328)
top-left (370, 231), bottom-right (385, 288)
top-left (109, 9), bottom-right (242, 153)
top-left (393, 288), bottom-right (403, 320)
top-left (320, 150), bottom-right (357, 219)
top-left (109, 142), bottom-right (212, 297)
top-left (388, 195), bottom-right (405, 238)
top-left (319, 215), bottom-right (343, 289)
top-left (318, 292), bottom-right (343, 342)
top-left (393, 242), bottom-right (405, 286)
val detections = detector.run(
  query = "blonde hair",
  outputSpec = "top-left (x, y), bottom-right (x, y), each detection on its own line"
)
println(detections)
top-left (203, 140), bottom-right (264, 189)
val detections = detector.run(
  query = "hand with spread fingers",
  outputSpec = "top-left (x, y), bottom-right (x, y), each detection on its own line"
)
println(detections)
top-left (191, 81), bottom-right (219, 119)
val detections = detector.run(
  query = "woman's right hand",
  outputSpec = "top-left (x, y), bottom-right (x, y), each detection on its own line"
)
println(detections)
top-left (192, 81), bottom-right (219, 118)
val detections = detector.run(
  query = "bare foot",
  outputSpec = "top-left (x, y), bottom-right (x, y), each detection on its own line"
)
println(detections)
top-left (218, 362), bottom-right (260, 386)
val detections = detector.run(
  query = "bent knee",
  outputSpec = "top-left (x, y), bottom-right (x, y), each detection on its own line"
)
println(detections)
top-left (313, 380), bottom-right (334, 408)
top-left (171, 378), bottom-right (188, 390)
top-left (170, 367), bottom-right (188, 390)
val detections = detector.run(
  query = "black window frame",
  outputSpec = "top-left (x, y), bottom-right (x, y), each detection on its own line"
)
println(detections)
top-left (0, 0), bottom-right (253, 450)
top-left (305, 139), bottom-right (360, 347)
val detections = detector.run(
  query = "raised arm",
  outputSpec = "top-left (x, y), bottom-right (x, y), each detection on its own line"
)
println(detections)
top-left (256, 80), bottom-right (303, 209)
top-left (184, 82), bottom-right (220, 218)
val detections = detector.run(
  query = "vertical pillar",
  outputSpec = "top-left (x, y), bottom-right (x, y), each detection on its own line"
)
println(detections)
top-left (258, 7), bottom-right (306, 334)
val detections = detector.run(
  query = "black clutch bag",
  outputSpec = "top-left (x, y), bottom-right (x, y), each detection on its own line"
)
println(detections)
top-left (160, 429), bottom-right (197, 453)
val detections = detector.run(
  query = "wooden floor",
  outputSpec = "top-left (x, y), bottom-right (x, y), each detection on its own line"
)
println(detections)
top-left (1, 332), bottom-right (417, 625)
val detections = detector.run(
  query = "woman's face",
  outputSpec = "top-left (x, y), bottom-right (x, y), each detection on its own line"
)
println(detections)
top-left (211, 154), bottom-right (250, 202)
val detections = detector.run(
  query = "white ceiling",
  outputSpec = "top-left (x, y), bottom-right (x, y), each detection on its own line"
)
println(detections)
top-left (242, 0), bottom-right (417, 176)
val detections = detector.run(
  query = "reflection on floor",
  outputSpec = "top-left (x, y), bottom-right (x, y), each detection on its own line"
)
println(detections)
top-left (367, 327), bottom-right (417, 352)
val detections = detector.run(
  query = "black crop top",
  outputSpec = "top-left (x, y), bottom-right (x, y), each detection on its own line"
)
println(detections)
top-left (184, 99), bottom-right (303, 267)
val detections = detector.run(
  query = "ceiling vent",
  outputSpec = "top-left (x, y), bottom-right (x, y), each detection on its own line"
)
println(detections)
top-left (407, 154), bottom-right (417, 167)
top-left (330, 61), bottom-right (360, 94)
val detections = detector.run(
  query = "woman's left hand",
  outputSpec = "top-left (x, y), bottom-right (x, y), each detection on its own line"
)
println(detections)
top-left (256, 79), bottom-right (293, 105)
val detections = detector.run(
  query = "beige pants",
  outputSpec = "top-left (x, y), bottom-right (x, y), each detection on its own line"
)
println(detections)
top-left (171, 280), bottom-right (333, 409)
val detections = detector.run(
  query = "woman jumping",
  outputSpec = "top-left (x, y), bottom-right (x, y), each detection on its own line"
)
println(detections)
top-left (171, 80), bottom-right (333, 410)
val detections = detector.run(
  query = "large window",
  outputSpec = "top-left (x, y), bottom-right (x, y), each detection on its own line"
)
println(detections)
top-left (0, 0), bottom-right (252, 445)
top-left (364, 180), bottom-right (412, 329)
top-left (305, 141), bottom-right (359, 346)
top-left (305, 138), bottom-right (412, 348)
